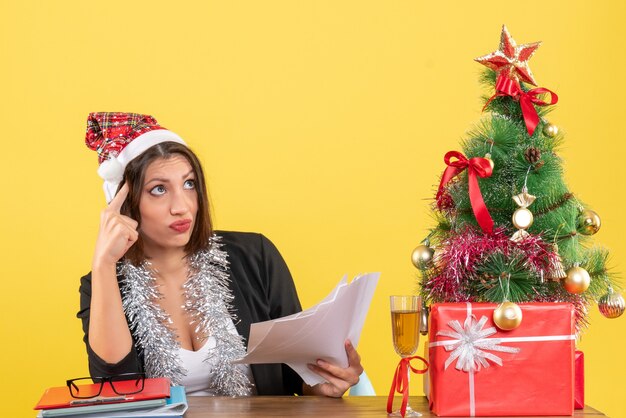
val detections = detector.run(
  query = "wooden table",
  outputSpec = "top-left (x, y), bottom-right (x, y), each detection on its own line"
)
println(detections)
top-left (187, 396), bottom-right (606, 417)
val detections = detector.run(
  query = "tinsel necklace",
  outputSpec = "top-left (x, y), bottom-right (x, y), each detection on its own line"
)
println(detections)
top-left (119, 235), bottom-right (252, 396)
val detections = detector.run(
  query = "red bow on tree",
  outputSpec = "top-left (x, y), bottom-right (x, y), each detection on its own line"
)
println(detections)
top-left (387, 356), bottom-right (429, 417)
top-left (484, 74), bottom-right (558, 136)
top-left (436, 151), bottom-right (494, 234)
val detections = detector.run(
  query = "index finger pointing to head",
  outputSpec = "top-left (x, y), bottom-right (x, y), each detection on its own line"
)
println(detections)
top-left (108, 183), bottom-right (129, 213)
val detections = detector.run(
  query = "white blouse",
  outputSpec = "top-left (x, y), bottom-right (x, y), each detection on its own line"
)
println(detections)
top-left (178, 319), bottom-right (256, 396)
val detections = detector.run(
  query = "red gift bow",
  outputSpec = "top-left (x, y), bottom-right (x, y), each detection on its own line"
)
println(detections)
top-left (436, 151), bottom-right (494, 234)
top-left (387, 355), bottom-right (429, 417)
top-left (484, 74), bottom-right (558, 136)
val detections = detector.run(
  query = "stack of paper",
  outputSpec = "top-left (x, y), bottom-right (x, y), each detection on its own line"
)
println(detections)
top-left (234, 272), bottom-right (380, 386)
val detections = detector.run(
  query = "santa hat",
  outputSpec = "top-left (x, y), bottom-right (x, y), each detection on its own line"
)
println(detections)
top-left (85, 112), bottom-right (186, 202)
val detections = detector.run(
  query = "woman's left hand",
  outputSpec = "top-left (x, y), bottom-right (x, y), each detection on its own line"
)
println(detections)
top-left (303, 340), bottom-right (364, 397)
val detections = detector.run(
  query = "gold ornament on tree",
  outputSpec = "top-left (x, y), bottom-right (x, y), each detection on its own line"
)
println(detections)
top-left (411, 243), bottom-right (434, 268)
top-left (563, 265), bottom-right (591, 294)
top-left (546, 243), bottom-right (567, 281)
top-left (493, 301), bottom-right (523, 330)
top-left (511, 185), bottom-right (536, 242)
top-left (492, 277), bottom-right (523, 331)
top-left (598, 287), bottom-right (625, 319)
top-left (484, 153), bottom-right (495, 171)
top-left (577, 209), bottom-right (601, 235)
top-left (542, 123), bottom-right (559, 138)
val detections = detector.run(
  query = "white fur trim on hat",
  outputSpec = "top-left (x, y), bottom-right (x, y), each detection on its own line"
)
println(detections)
top-left (99, 129), bottom-right (187, 203)
top-left (117, 129), bottom-right (186, 166)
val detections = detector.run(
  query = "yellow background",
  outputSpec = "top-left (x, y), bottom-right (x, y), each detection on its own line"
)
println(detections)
top-left (1, 1), bottom-right (625, 416)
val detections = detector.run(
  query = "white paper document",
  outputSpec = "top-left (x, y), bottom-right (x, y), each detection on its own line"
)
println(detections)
top-left (233, 272), bottom-right (380, 386)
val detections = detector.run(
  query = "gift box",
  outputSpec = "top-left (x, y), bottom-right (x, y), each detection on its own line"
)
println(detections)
top-left (574, 350), bottom-right (584, 409)
top-left (428, 302), bottom-right (575, 416)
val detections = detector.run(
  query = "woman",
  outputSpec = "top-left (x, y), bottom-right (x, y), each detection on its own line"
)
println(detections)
top-left (77, 112), bottom-right (363, 397)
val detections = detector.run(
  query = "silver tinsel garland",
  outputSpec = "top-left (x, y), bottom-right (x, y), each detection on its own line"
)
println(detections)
top-left (119, 235), bottom-right (251, 396)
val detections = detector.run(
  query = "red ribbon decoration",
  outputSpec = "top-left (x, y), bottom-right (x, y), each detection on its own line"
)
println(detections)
top-left (436, 151), bottom-right (494, 234)
top-left (484, 74), bottom-right (558, 136)
top-left (387, 356), bottom-right (429, 417)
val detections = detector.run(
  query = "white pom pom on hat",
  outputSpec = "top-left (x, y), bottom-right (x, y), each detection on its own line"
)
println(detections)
top-left (97, 158), bottom-right (124, 183)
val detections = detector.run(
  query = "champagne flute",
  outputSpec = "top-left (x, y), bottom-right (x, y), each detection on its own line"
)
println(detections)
top-left (389, 295), bottom-right (422, 417)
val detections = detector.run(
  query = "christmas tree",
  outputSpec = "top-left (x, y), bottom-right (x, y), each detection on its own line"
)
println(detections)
top-left (415, 25), bottom-right (624, 333)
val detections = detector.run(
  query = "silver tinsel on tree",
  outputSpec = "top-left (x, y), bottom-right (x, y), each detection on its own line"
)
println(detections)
top-left (119, 235), bottom-right (252, 396)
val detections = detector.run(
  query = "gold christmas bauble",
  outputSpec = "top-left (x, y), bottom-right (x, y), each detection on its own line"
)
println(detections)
top-left (512, 208), bottom-right (534, 230)
top-left (493, 302), bottom-right (523, 330)
top-left (598, 290), bottom-right (625, 319)
top-left (563, 266), bottom-right (591, 294)
top-left (484, 153), bottom-right (495, 171)
top-left (411, 244), bottom-right (434, 268)
top-left (577, 210), bottom-right (601, 235)
top-left (542, 123), bottom-right (559, 138)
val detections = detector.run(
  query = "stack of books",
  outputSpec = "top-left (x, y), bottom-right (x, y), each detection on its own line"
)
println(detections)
top-left (34, 378), bottom-right (188, 418)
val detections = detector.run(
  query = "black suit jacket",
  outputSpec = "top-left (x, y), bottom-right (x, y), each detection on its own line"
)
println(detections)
top-left (77, 231), bottom-right (304, 395)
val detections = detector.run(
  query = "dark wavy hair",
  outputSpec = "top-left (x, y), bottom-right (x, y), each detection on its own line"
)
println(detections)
top-left (118, 142), bottom-right (212, 265)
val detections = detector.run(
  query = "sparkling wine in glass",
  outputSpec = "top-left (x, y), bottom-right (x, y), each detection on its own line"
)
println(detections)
top-left (389, 295), bottom-right (422, 417)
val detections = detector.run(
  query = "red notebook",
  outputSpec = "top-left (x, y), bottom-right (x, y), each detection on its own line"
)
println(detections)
top-left (34, 377), bottom-right (171, 410)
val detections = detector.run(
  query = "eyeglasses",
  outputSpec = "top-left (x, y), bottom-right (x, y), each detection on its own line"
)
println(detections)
top-left (66, 373), bottom-right (146, 399)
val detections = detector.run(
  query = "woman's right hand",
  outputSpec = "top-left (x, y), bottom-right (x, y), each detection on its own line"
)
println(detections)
top-left (92, 183), bottom-right (139, 268)
top-left (89, 183), bottom-right (137, 363)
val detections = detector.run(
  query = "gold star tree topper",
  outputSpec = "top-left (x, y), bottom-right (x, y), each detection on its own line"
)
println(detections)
top-left (475, 25), bottom-right (541, 86)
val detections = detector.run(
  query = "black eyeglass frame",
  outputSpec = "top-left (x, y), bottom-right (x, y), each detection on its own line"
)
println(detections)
top-left (66, 373), bottom-right (146, 399)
